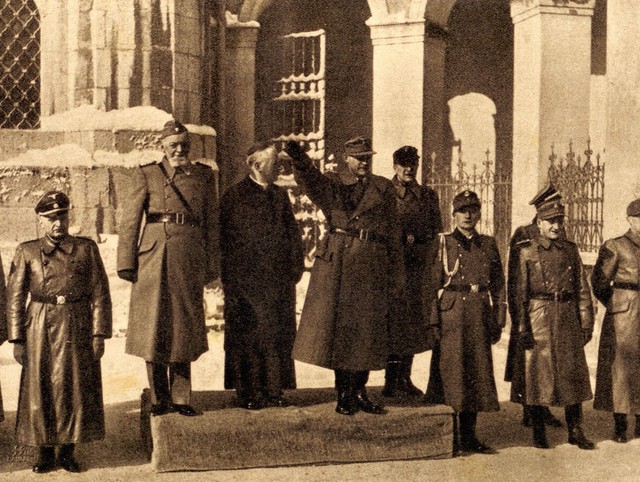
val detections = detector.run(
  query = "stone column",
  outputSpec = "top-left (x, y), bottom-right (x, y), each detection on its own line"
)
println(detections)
top-left (223, 17), bottom-right (259, 189)
top-left (423, 29), bottom-right (447, 183)
top-left (510, 0), bottom-right (595, 229)
top-left (367, 19), bottom-right (425, 180)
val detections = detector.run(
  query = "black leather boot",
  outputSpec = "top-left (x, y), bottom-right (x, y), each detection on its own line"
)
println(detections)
top-left (335, 370), bottom-right (358, 415)
top-left (354, 371), bottom-right (386, 414)
top-left (33, 446), bottom-right (56, 474)
top-left (530, 406), bottom-right (549, 449)
top-left (396, 355), bottom-right (424, 397)
top-left (566, 404), bottom-right (595, 450)
top-left (382, 357), bottom-right (401, 397)
top-left (521, 404), bottom-right (532, 427)
top-left (613, 413), bottom-right (628, 443)
top-left (58, 444), bottom-right (82, 473)
top-left (543, 406), bottom-right (563, 427)
top-left (635, 415), bottom-right (640, 438)
top-left (459, 411), bottom-right (496, 454)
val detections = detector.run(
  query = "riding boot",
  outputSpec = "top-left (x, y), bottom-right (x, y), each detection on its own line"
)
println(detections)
top-left (565, 403), bottom-right (595, 450)
top-left (32, 447), bottom-right (56, 474)
top-left (396, 355), bottom-right (424, 397)
top-left (459, 411), bottom-right (496, 454)
top-left (530, 406), bottom-right (549, 448)
top-left (58, 443), bottom-right (82, 473)
top-left (613, 413), bottom-right (628, 443)
top-left (335, 370), bottom-right (358, 415)
top-left (354, 371), bottom-right (386, 414)
top-left (382, 356), bottom-right (401, 397)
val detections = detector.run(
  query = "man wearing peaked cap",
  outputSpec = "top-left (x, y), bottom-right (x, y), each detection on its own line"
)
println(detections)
top-left (505, 181), bottom-right (565, 429)
top-left (424, 189), bottom-right (505, 455)
top-left (510, 196), bottom-right (595, 450)
top-left (117, 118), bottom-right (219, 417)
top-left (7, 191), bottom-right (112, 472)
top-left (592, 198), bottom-right (640, 443)
top-left (384, 145), bottom-right (442, 398)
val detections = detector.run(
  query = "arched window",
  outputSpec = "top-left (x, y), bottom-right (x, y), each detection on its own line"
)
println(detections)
top-left (0, 0), bottom-right (40, 129)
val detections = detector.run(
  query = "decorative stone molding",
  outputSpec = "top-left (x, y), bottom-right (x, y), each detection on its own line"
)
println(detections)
top-left (511, 0), bottom-right (596, 24)
top-left (366, 18), bottom-right (426, 46)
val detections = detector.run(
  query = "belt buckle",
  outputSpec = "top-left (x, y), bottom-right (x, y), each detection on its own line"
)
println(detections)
top-left (470, 284), bottom-right (479, 293)
top-left (359, 229), bottom-right (368, 241)
top-left (175, 212), bottom-right (185, 225)
top-left (406, 234), bottom-right (415, 245)
top-left (56, 295), bottom-right (66, 305)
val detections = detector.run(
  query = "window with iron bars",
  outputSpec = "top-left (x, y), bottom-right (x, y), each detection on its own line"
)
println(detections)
top-left (0, 0), bottom-right (40, 129)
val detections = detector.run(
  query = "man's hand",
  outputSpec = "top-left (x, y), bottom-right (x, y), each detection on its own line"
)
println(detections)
top-left (93, 337), bottom-right (105, 360)
top-left (582, 329), bottom-right (593, 346)
top-left (283, 141), bottom-right (310, 167)
top-left (519, 331), bottom-right (535, 350)
top-left (117, 269), bottom-right (137, 283)
top-left (13, 342), bottom-right (26, 365)
top-left (490, 325), bottom-right (502, 345)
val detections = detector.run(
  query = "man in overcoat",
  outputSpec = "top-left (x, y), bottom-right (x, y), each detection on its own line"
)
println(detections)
top-left (383, 145), bottom-right (442, 398)
top-left (220, 141), bottom-right (304, 410)
top-left (505, 183), bottom-right (564, 429)
top-left (0, 252), bottom-right (6, 424)
top-left (510, 198), bottom-right (595, 450)
top-left (424, 190), bottom-right (505, 455)
top-left (117, 119), bottom-right (219, 416)
top-left (284, 137), bottom-right (404, 416)
top-left (592, 198), bottom-right (640, 442)
top-left (7, 191), bottom-right (112, 473)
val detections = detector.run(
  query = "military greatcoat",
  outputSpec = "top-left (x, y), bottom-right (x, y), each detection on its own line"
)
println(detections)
top-left (117, 158), bottom-right (219, 363)
top-left (220, 176), bottom-right (304, 390)
top-left (291, 161), bottom-right (404, 371)
top-left (7, 236), bottom-right (112, 446)
top-left (592, 230), bottom-right (640, 414)
top-left (389, 176), bottom-right (442, 355)
top-left (424, 229), bottom-right (505, 412)
top-left (510, 236), bottom-right (594, 407)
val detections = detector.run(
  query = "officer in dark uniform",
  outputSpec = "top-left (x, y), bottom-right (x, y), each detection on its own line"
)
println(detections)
top-left (425, 190), bottom-right (505, 455)
top-left (505, 183), bottom-right (564, 428)
top-left (117, 119), bottom-right (219, 417)
top-left (384, 146), bottom-right (442, 397)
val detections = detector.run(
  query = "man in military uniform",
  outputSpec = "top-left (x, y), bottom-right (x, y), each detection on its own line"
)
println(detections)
top-left (7, 192), bottom-right (112, 473)
top-left (384, 145), bottom-right (442, 398)
top-left (117, 119), bottom-right (219, 417)
top-left (284, 137), bottom-right (404, 416)
top-left (425, 190), bottom-right (505, 455)
top-left (592, 198), bottom-right (640, 442)
top-left (505, 183), bottom-right (564, 428)
top-left (510, 198), bottom-right (595, 450)
top-left (220, 141), bottom-right (304, 409)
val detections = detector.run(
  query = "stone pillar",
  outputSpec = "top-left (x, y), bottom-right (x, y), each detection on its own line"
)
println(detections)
top-left (510, 0), bottom-right (595, 229)
top-left (423, 29), bottom-right (447, 183)
top-left (603, 0), bottom-right (640, 240)
top-left (367, 19), bottom-right (425, 180)
top-left (223, 18), bottom-right (259, 189)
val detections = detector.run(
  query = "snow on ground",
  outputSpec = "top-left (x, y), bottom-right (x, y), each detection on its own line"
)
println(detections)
top-left (0, 236), bottom-right (634, 481)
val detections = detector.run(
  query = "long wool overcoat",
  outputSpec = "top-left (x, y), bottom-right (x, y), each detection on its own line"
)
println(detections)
top-left (291, 162), bottom-right (404, 371)
top-left (424, 229), bottom-right (506, 412)
top-left (220, 176), bottom-right (304, 390)
top-left (117, 158), bottom-right (219, 363)
top-left (7, 236), bottom-right (112, 446)
top-left (510, 236), bottom-right (594, 407)
top-left (592, 231), bottom-right (640, 414)
top-left (389, 176), bottom-right (442, 355)
top-left (0, 253), bottom-right (6, 422)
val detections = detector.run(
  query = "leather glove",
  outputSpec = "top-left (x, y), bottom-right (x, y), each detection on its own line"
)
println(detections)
top-left (93, 337), bottom-right (105, 360)
top-left (519, 331), bottom-right (535, 350)
top-left (582, 329), bottom-right (593, 346)
top-left (283, 141), bottom-right (311, 168)
top-left (117, 269), bottom-right (137, 283)
top-left (13, 342), bottom-right (26, 365)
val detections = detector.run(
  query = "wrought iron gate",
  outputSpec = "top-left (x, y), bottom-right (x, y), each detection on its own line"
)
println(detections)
top-left (0, 0), bottom-right (40, 129)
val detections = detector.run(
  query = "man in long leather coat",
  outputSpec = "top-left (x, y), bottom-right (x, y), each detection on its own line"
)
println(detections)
top-left (284, 137), bottom-right (404, 416)
top-left (117, 120), bottom-right (219, 417)
top-left (592, 198), bottom-right (640, 442)
top-left (7, 191), bottom-right (112, 473)
top-left (384, 146), bottom-right (441, 398)
top-left (220, 141), bottom-right (304, 409)
top-left (510, 198), bottom-right (595, 450)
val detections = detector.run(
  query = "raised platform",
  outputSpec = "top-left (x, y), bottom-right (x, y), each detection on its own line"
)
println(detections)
top-left (140, 388), bottom-right (453, 472)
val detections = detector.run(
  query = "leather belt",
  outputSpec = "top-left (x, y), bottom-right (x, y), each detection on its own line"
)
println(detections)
top-left (613, 282), bottom-right (640, 291)
top-left (530, 292), bottom-right (576, 302)
top-left (330, 227), bottom-right (388, 244)
top-left (444, 284), bottom-right (489, 293)
top-left (31, 294), bottom-right (88, 305)
top-left (147, 212), bottom-right (198, 226)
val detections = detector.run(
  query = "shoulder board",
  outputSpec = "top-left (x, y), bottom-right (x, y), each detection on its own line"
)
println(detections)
top-left (139, 160), bottom-right (158, 167)
top-left (74, 235), bottom-right (94, 242)
top-left (195, 161), bottom-right (213, 169)
top-left (515, 238), bottom-right (532, 247)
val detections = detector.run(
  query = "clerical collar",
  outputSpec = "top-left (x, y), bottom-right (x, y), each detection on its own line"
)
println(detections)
top-left (249, 174), bottom-right (269, 190)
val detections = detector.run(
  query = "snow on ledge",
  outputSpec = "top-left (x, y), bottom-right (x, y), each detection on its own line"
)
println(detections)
top-left (225, 11), bottom-right (260, 28)
top-left (1, 144), bottom-right (162, 167)
top-left (40, 105), bottom-right (216, 137)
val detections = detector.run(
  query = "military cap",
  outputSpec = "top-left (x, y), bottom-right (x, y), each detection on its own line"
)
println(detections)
top-left (159, 119), bottom-right (188, 139)
top-left (627, 198), bottom-right (640, 217)
top-left (393, 146), bottom-right (419, 167)
top-left (344, 136), bottom-right (376, 157)
top-left (536, 200), bottom-right (565, 221)
top-left (529, 182), bottom-right (562, 208)
top-left (452, 189), bottom-right (481, 213)
top-left (35, 191), bottom-right (71, 216)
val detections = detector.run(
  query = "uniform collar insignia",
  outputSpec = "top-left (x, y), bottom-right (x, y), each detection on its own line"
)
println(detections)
top-left (41, 235), bottom-right (74, 255)
top-left (453, 228), bottom-right (480, 249)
